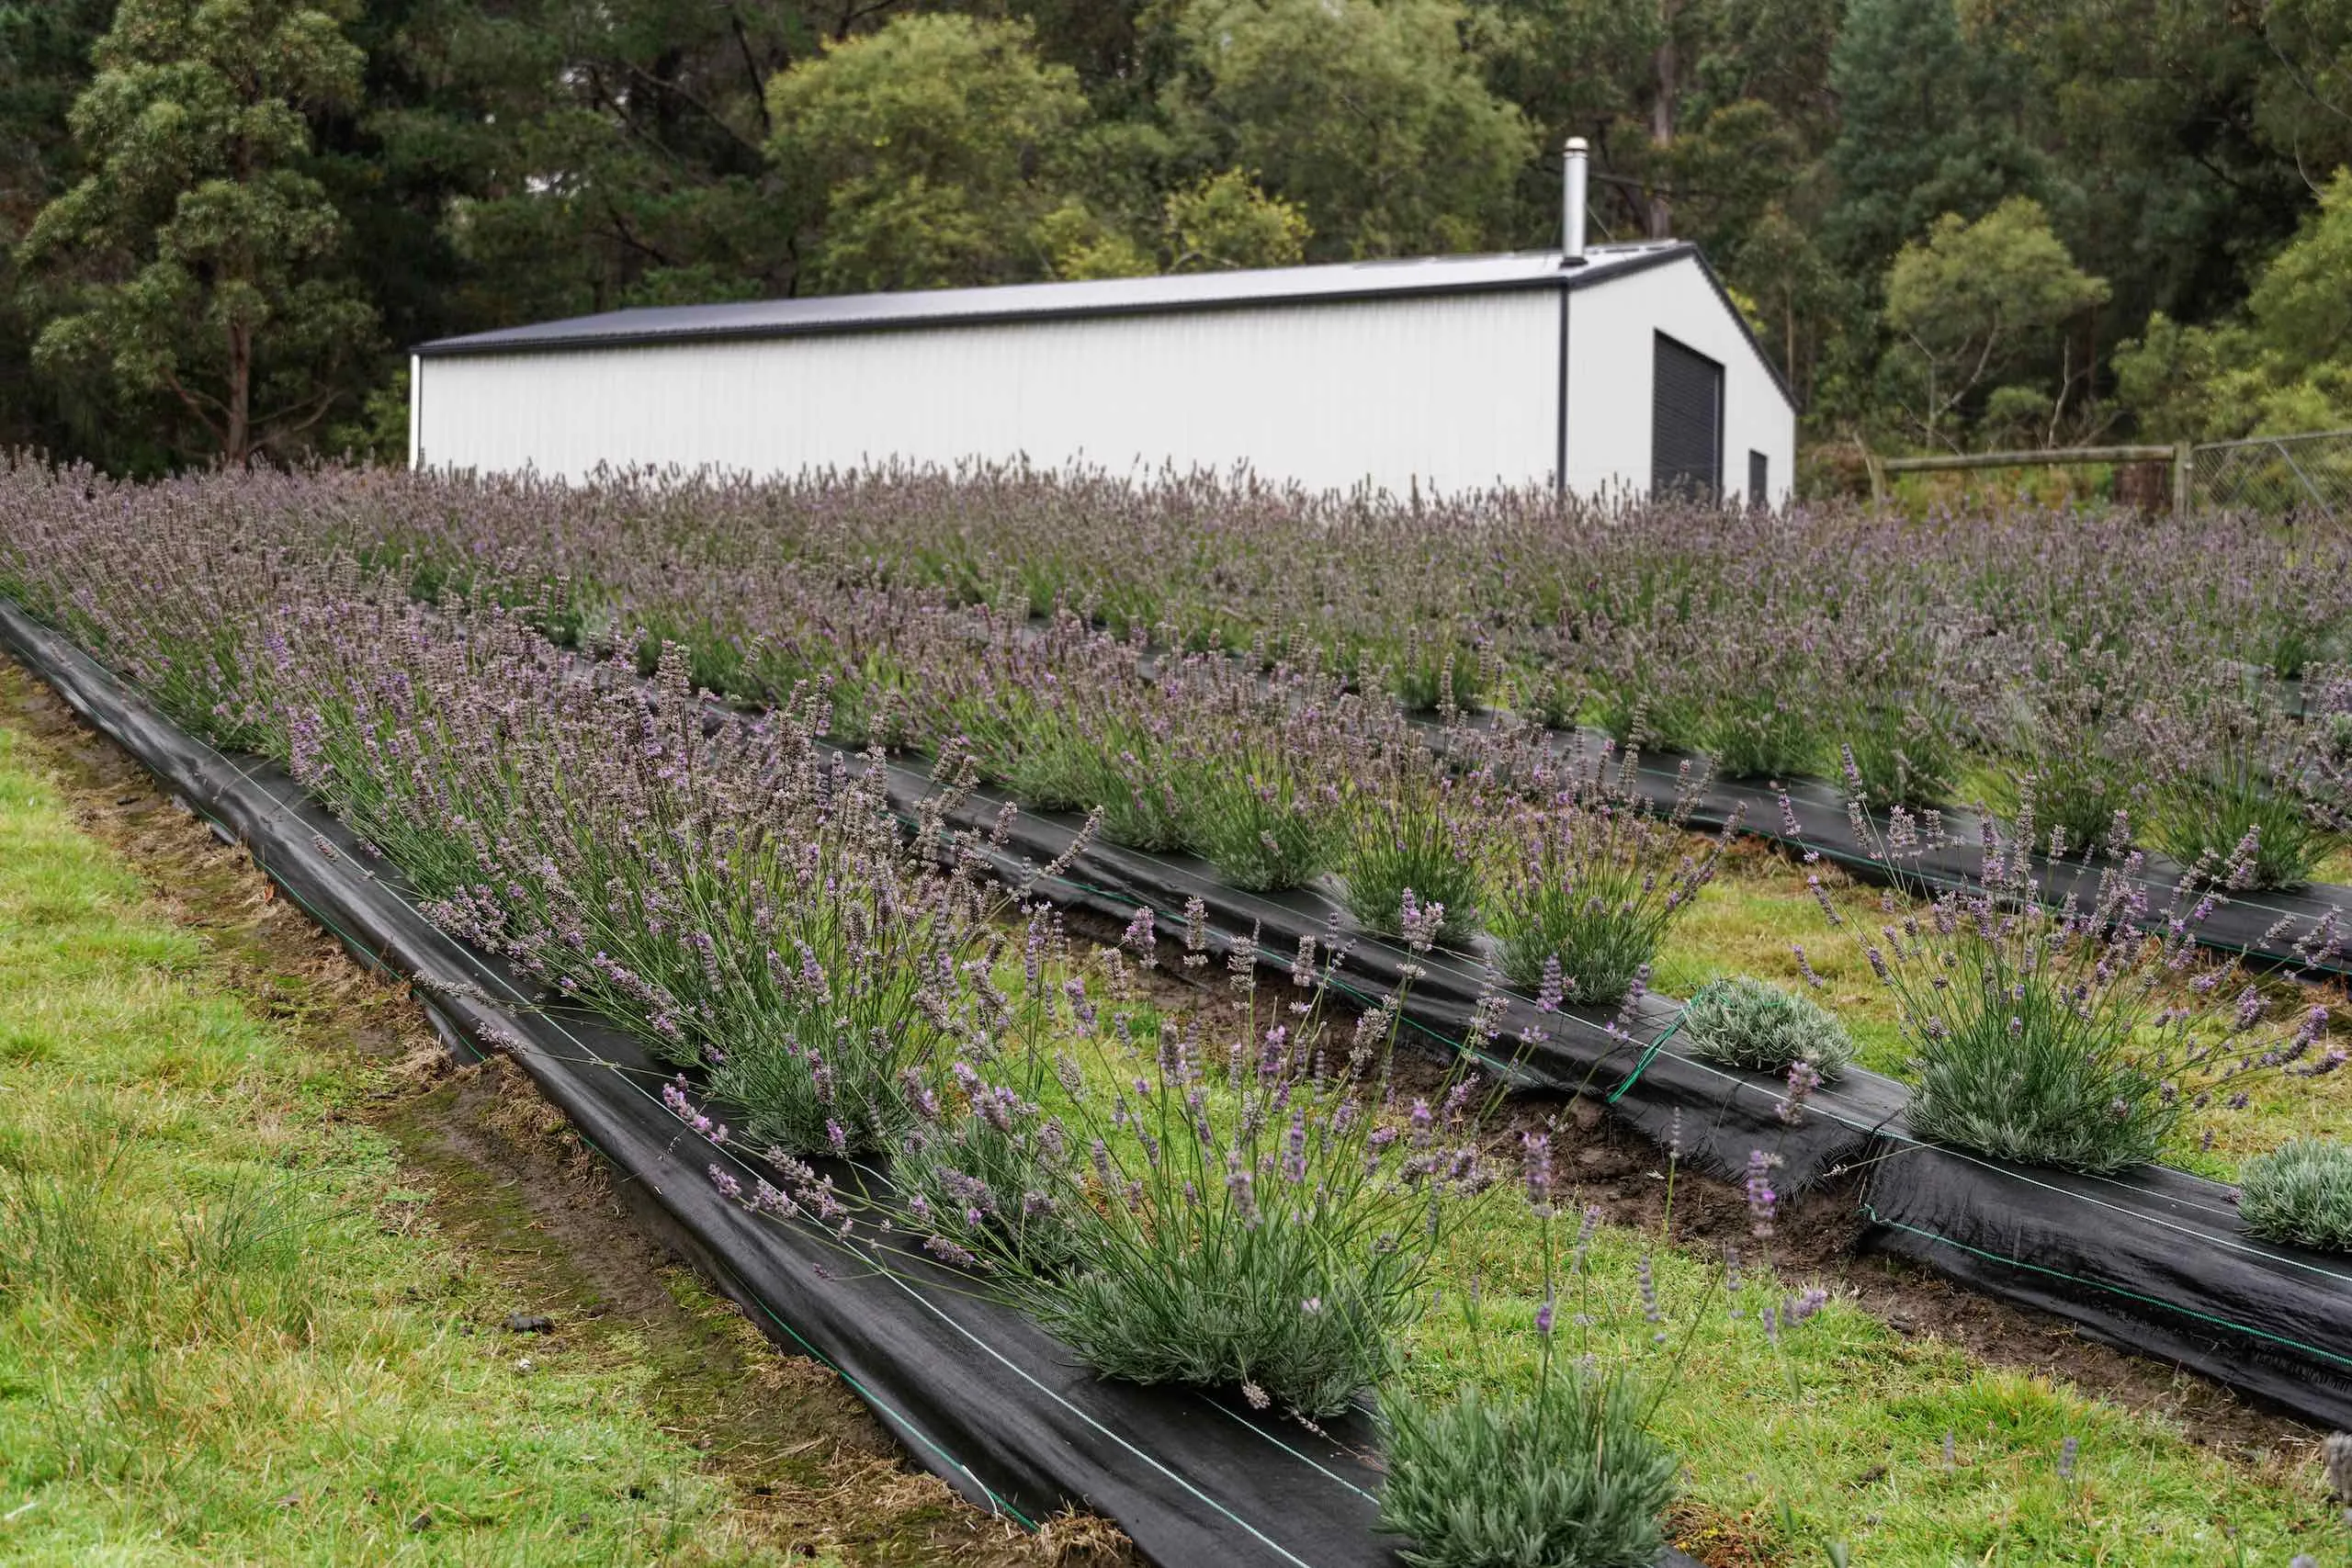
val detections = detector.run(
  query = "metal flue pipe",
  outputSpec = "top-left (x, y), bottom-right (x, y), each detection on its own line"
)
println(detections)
top-left (1562, 137), bottom-right (1589, 265)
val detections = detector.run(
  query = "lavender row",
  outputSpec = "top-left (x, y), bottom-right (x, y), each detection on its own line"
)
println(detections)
top-left (10, 457), bottom-right (2348, 889)
top-left (2, 453), bottom-right (2339, 1184)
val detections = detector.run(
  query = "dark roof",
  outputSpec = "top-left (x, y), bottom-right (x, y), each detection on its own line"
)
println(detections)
top-left (414, 240), bottom-right (1795, 411)
top-left (418, 243), bottom-right (1689, 355)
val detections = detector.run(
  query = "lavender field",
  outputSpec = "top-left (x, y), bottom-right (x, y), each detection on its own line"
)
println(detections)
top-left (5, 455), bottom-right (2351, 1565)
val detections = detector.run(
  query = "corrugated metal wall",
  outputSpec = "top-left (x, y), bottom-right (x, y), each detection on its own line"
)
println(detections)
top-left (1562, 258), bottom-right (1793, 504)
top-left (415, 291), bottom-right (1561, 497)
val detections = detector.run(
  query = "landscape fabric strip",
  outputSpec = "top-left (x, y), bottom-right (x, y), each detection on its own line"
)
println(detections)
top-left (1857, 1151), bottom-right (2352, 1431)
top-left (12, 596), bottom-right (2349, 1501)
top-left (1413, 712), bottom-right (2352, 979)
top-left (0, 598), bottom-right (1708, 1568)
top-left (878, 748), bottom-right (2352, 1431)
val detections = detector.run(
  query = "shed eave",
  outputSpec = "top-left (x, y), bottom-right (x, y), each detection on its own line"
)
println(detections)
top-left (412, 243), bottom-right (1700, 360)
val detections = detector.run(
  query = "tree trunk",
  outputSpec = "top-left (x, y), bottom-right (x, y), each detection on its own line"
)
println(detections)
top-left (224, 316), bottom-right (252, 466)
top-left (1648, 1), bottom-right (1677, 240)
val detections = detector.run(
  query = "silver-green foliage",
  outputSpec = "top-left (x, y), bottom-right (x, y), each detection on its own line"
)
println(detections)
top-left (1377, 1369), bottom-right (1678, 1568)
top-left (1679, 976), bottom-right (1856, 1077)
top-left (2238, 1138), bottom-right (2352, 1253)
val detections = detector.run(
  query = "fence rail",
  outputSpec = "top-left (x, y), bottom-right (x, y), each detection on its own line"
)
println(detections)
top-left (1866, 428), bottom-right (2352, 519)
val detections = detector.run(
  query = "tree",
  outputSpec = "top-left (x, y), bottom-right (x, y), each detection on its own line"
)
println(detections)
top-left (766, 15), bottom-right (1091, 293)
top-left (1160, 0), bottom-right (1530, 259)
top-left (1042, 166), bottom-right (1311, 278)
top-left (17, 0), bottom-right (379, 464)
top-left (0, 2), bottom-right (138, 459)
top-left (1822, 0), bottom-right (2041, 281)
top-left (2114, 168), bottom-right (2352, 442)
top-left (1881, 197), bottom-right (2108, 446)
top-left (373, 0), bottom-right (822, 329)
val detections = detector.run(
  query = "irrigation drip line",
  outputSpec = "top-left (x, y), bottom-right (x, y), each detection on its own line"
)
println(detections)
top-left (0, 596), bottom-right (1718, 1568)
top-left (836, 732), bottom-right (2352, 1432)
top-left (1005, 608), bottom-right (2352, 976)
top-left (10, 592), bottom-right (2352, 1443)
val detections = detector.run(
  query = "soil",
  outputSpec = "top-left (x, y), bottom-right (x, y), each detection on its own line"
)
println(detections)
top-left (0, 657), bottom-right (1127, 1568)
top-left (11, 637), bottom-right (2326, 1566)
top-left (1090, 904), bottom-right (2328, 1481)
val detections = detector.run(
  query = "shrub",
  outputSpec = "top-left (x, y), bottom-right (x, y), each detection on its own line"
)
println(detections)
top-left (1076, 709), bottom-right (1188, 852)
top-left (1384, 628), bottom-right (1489, 714)
top-left (1340, 769), bottom-right (1487, 947)
top-left (1826, 802), bottom-right (2343, 1173)
top-left (1995, 644), bottom-right (2147, 848)
top-left (902, 909), bottom-right (1497, 1416)
top-left (1703, 689), bottom-right (1820, 783)
top-left (1835, 697), bottom-right (1962, 807)
top-left (1678, 976), bottom-right (1856, 1078)
top-left (1377, 1371), bottom-right (1677, 1568)
top-left (1378, 1128), bottom-right (1831, 1568)
top-left (1488, 750), bottom-right (1730, 1007)
top-left (2239, 1138), bottom-right (2352, 1253)
top-left (1177, 735), bottom-right (1343, 892)
top-left (2147, 682), bottom-right (2338, 891)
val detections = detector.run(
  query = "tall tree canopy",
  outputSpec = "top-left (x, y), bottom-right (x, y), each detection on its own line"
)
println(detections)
top-left (5, 0), bottom-right (2352, 474)
top-left (18, 0), bottom-right (379, 464)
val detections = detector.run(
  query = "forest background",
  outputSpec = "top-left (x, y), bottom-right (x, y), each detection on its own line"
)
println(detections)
top-left (4, 0), bottom-right (2351, 483)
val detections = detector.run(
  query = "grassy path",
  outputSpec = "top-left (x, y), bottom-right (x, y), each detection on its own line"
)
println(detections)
top-left (0, 661), bottom-right (1109, 1567)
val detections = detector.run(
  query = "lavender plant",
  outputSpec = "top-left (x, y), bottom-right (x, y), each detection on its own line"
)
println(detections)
top-left (1991, 643), bottom-right (2150, 848)
top-left (905, 906), bottom-right (1499, 1417)
top-left (1339, 757), bottom-right (1487, 948)
top-left (1826, 798), bottom-right (2343, 1172)
top-left (1168, 662), bottom-right (1352, 893)
top-left (1679, 976), bottom-right (1857, 1078)
top-left (2145, 676), bottom-right (2340, 891)
top-left (1378, 1131), bottom-right (1832, 1568)
top-left (1487, 748), bottom-right (1734, 1007)
top-left (1377, 1144), bottom-right (1677, 1568)
top-left (1377, 1367), bottom-right (1675, 1568)
top-left (2237, 1139), bottom-right (2352, 1254)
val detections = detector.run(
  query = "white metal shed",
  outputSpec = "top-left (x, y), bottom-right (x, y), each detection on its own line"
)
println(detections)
top-left (411, 238), bottom-right (1795, 504)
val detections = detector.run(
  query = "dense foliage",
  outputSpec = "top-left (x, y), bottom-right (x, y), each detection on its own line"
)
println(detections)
top-left (6, 0), bottom-right (2352, 470)
top-left (3, 458), bottom-right (2346, 1190)
top-left (2238, 1138), bottom-right (2352, 1254)
top-left (1677, 976), bottom-right (1857, 1078)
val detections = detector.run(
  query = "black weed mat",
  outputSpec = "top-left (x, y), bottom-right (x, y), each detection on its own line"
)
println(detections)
top-left (865, 760), bottom-right (2352, 1433)
top-left (1422, 712), bottom-right (2352, 979)
top-left (1860, 1148), bottom-right (2352, 1428)
top-left (0, 599), bottom-right (1728, 1567)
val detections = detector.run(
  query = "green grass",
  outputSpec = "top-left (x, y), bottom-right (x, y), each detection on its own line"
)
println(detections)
top-left (1409, 1191), bottom-right (2348, 1567)
top-left (1030, 965), bottom-right (2345, 1564)
top-left (1652, 836), bottom-right (2352, 1181)
top-left (0, 721), bottom-right (833, 1565)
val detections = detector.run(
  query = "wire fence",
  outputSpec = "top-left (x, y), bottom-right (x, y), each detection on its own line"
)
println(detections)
top-left (1866, 428), bottom-right (2352, 520)
top-left (2190, 429), bottom-right (2352, 521)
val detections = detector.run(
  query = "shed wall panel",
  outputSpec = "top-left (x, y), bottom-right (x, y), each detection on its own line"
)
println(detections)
top-left (1563, 258), bottom-right (1792, 504)
top-left (415, 292), bottom-right (1561, 498)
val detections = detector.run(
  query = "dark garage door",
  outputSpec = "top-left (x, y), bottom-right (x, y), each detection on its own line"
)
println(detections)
top-left (1651, 333), bottom-right (1724, 502)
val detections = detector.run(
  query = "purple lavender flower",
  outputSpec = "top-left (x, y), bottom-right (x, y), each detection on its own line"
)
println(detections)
top-left (1744, 1148), bottom-right (1780, 1240)
top-left (1482, 1111), bottom-right (1526, 1188)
